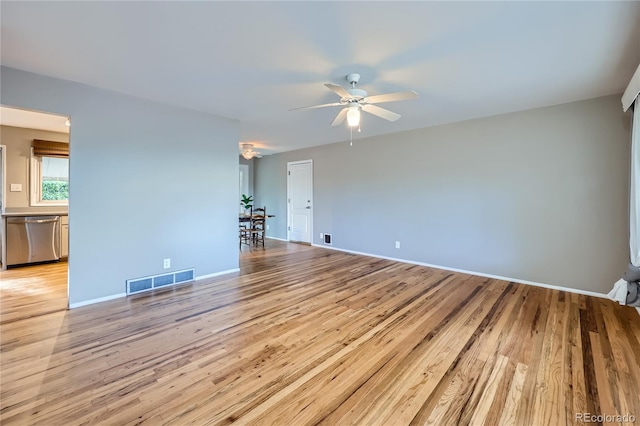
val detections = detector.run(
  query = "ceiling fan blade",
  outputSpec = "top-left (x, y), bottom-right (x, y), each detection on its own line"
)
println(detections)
top-left (290, 102), bottom-right (342, 111)
top-left (361, 104), bottom-right (401, 122)
top-left (365, 90), bottom-right (418, 104)
top-left (325, 83), bottom-right (352, 99)
top-left (330, 108), bottom-right (348, 126)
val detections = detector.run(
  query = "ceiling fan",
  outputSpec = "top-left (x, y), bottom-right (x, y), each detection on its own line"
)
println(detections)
top-left (291, 73), bottom-right (418, 127)
top-left (240, 143), bottom-right (262, 160)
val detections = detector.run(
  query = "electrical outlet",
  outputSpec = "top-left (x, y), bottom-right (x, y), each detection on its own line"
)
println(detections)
top-left (163, 258), bottom-right (171, 269)
top-left (266, 224), bottom-right (270, 230)
top-left (320, 233), bottom-right (324, 239)
top-left (395, 241), bottom-right (400, 249)
top-left (10, 183), bottom-right (22, 192)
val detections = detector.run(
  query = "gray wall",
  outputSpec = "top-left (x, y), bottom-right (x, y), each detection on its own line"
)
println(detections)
top-left (1, 125), bottom-right (69, 209)
top-left (1, 66), bottom-right (240, 305)
top-left (255, 95), bottom-right (631, 293)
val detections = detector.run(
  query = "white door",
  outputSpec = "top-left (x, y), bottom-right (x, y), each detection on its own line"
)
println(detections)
top-left (287, 160), bottom-right (312, 243)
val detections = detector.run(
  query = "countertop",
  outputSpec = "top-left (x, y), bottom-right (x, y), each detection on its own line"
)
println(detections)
top-left (2, 208), bottom-right (68, 217)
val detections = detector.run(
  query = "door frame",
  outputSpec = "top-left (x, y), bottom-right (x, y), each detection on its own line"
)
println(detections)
top-left (0, 144), bottom-right (5, 215)
top-left (0, 145), bottom-right (5, 269)
top-left (239, 164), bottom-right (249, 214)
top-left (287, 159), bottom-right (313, 243)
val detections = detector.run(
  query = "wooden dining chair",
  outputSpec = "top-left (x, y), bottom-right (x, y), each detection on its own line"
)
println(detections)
top-left (252, 207), bottom-right (266, 223)
top-left (239, 225), bottom-right (252, 249)
top-left (250, 206), bottom-right (266, 243)
top-left (240, 206), bottom-right (252, 230)
top-left (248, 216), bottom-right (266, 248)
top-left (240, 206), bottom-right (266, 249)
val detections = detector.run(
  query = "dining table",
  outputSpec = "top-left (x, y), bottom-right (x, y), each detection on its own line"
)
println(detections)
top-left (239, 213), bottom-right (275, 224)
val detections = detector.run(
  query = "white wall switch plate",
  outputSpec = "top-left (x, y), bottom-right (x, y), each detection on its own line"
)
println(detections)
top-left (163, 258), bottom-right (171, 269)
top-left (10, 183), bottom-right (22, 192)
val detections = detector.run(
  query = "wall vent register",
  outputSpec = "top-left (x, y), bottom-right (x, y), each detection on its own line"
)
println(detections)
top-left (126, 268), bottom-right (195, 295)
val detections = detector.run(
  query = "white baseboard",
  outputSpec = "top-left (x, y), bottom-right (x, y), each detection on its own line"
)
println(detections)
top-left (266, 236), bottom-right (289, 242)
top-left (69, 268), bottom-right (240, 309)
top-left (196, 268), bottom-right (240, 280)
top-left (311, 244), bottom-right (608, 299)
top-left (69, 292), bottom-right (126, 309)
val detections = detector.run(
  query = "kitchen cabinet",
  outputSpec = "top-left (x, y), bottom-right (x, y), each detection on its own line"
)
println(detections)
top-left (60, 216), bottom-right (69, 258)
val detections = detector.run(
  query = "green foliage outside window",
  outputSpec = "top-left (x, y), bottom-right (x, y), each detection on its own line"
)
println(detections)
top-left (42, 180), bottom-right (69, 201)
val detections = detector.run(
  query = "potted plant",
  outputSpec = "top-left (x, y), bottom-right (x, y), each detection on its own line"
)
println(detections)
top-left (240, 194), bottom-right (253, 215)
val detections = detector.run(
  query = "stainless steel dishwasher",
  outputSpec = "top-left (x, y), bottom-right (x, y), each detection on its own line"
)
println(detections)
top-left (6, 216), bottom-right (61, 266)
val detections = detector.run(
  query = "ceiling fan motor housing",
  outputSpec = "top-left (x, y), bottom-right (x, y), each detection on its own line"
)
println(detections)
top-left (347, 88), bottom-right (367, 100)
top-left (345, 74), bottom-right (366, 100)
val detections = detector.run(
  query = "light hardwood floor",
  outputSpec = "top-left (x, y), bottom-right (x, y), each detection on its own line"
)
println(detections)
top-left (0, 261), bottom-right (68, 324)
top-left (1, 240), bottom-right (639, 425)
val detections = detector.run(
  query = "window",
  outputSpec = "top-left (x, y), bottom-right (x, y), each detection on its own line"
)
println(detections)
top-left (30, 140), bottom-right (69, 206)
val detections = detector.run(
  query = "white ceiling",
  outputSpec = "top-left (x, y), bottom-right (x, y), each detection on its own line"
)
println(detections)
top-left (1, 1), bottom-right (638, 154)
top-left (0, 106), bottom-right (70, 134)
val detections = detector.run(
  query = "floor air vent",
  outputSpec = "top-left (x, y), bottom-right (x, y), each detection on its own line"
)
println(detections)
top-left (126, 268), bottom-right (195, 295)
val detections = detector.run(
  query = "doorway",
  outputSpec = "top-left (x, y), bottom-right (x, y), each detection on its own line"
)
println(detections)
top-left (0, 145), bottom-right (5, 214)
top-left (287, 160), bottom-right (313, 243)
top-left (239, 164), bottom-right (249, 214)
top-left (0, 106), bottom-right (70, 321)
top-left (0, 144), bottom-right (5, 268)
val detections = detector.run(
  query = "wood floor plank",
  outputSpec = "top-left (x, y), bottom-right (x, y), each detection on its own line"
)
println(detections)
top-left (468, 354), bottom-right (510, 425)
top-left (1, 239), bottom-right (639, 425)
top-left (514, 287), bottom-right (554, 425)
top-left (599, 298), bottom-right (640, 420)
top-left (531, 291), bottom-right (567, 426)
top-left (498, 361), bottom-right (528, 425)
top-left (572, 326), bottom-right (588, 423)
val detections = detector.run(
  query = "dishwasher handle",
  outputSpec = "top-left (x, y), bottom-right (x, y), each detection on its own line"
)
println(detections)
top-left (24, 218), bottom-right (59, 224)
top-left (8, 216), bottom-right (60, 225)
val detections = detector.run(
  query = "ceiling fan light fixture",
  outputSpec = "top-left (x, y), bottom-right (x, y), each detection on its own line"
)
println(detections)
top-left (347, 107), bottom-right (360, 127)
top-left (240, 143), bottom-right (262, 160)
